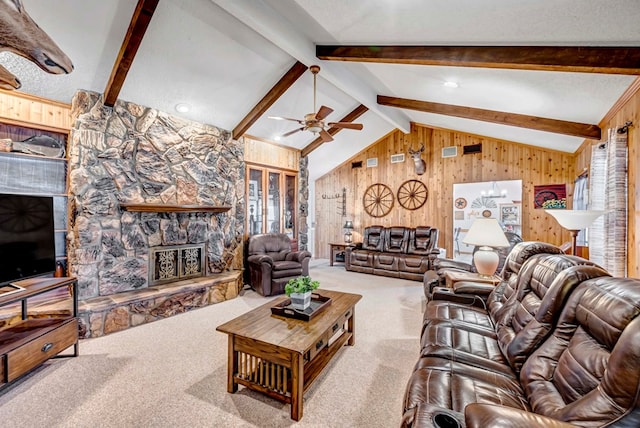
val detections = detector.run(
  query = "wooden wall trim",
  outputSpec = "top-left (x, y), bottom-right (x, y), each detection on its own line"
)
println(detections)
top-left (0, 89), bottom-right (71, 131)
top-left (245, 160), bottom-right (298, 174)
top-left (599, 76), bottom-right (640, 127)
top-left (0, 89), bottom-right (70, 109)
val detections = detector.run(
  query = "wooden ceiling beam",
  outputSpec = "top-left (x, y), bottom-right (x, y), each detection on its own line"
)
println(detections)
top-left (232, 61), bottom-right (307, 140)
top-left (317, 45), bottom-right (640, 75)
top-left (301, 104), bottom-right (368, 157)
top-left (103, 0), bottom-right (159, 107)
top-left (377, 95), bottom-right (601, 140)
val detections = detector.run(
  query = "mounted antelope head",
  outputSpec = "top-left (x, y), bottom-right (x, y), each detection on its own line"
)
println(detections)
top-left (0, 0), bottom-right (73, 88)
top-left (408, 144), bottom-right (426, 175)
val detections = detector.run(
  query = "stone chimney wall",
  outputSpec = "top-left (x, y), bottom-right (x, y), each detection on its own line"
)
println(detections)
top-left (67, 90), bottom-right (244, 300)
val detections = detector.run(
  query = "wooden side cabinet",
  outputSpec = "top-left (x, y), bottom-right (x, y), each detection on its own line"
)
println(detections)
top-left (0, 277), bottom-right (78, 389)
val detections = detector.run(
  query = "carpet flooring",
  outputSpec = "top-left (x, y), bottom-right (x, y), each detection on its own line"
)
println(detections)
top-left (0, 261), bottom-right (425, 427)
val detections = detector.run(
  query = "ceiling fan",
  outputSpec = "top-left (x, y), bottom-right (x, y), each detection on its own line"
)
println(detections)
top-left (268, 65), bottom-right (363, 142)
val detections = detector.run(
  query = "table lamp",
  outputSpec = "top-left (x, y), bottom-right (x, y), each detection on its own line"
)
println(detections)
top-left (545, 210), bottom-right (605, 255)
top-left (463, 218), bottom-right (510, 277)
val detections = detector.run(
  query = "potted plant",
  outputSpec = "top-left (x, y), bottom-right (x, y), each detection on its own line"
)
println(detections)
top-left (285, 276), bottom-right (320, 310)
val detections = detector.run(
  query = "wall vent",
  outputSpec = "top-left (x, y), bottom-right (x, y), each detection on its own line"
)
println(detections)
top-left (390, 154), bottom-right (405, 163)
top-left (351, 161), bottom-right (363, 168)
top-left (366, 158), bottom-right (378, 167)
top-left (442, 146), bottom-right (457, 158)
top-left (463, 143), bottom-right (482, 154)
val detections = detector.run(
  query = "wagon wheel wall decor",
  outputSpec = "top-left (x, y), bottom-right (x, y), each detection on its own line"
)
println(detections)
top-left (363, 183), bottom-right (394, 217)
top-left (397, 179), bottom-right (428, 210)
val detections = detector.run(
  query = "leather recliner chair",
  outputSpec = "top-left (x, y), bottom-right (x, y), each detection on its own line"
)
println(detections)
top-left (246, 233), bottom-right (312, 296)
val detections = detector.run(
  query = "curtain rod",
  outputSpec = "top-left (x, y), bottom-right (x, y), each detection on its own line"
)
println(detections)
top-left (617, 121), bottom-right (633, 134)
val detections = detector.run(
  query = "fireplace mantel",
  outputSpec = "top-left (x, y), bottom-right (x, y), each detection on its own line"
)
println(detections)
top-left (119, 203), bottom-right (232, 213)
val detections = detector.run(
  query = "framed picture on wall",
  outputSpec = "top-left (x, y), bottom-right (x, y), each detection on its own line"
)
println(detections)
top-left (500, 203), bottom-right (521, 225)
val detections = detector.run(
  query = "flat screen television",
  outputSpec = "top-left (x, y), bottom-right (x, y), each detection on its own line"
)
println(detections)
top-left (0, 193), bottom-right (56, 285)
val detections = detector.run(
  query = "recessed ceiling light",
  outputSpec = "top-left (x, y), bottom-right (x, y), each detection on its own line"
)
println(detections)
top-left (443, 81), bottom-right (459, 88)
top-left (175, 103), bottom-right (190, 113)
top-left (273, 135), bottom-right (281, 141)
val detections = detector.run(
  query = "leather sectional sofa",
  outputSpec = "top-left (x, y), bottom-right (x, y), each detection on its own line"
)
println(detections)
top-left (345, 226), bottom-right (439, 281)
top-left (402, 244), bottom-right (640, 427)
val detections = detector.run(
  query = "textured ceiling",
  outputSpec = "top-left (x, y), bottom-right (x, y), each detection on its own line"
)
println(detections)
top-left (4, 0), bottom-right (640, 181)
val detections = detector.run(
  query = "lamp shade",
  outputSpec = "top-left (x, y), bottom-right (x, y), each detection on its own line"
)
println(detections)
top-left (545, 210), bottom-right (605, 230)
top-left (343, 220), bottom-right (354, 229)
top-left (463, 218), bottom-right (510, 248)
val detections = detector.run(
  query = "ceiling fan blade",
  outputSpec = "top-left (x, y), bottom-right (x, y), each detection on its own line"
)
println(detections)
top-left (281, 127), bottom-right (305, 138)
top-left (319, 129), bottom-right (334, 142)
top-left (268, 116), bottom-right (304, 124)
top-left (315, 105), bottom-right (334, 120)
top-left (327, 122), bottom-right (363, 130)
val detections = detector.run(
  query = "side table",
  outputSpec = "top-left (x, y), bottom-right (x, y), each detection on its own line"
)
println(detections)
top-left (329, 243), bottom-right (353, 266)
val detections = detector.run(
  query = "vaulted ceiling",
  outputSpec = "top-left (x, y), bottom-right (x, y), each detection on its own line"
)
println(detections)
top-left (3, 0), bottom-right (639, 181)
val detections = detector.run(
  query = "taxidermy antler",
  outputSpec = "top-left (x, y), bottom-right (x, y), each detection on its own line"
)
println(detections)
top-left (0, 0), bottom-right (73, 89)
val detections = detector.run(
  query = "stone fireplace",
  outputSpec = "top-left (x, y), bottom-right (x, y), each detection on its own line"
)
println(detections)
top-left (67, 90), bottom-right (244, 337)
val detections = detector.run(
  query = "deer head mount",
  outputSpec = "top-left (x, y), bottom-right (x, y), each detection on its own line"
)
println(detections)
top-left (0, 0), bottom-right (74, 90)
top-left (408, 144), bottom-right (426, 175)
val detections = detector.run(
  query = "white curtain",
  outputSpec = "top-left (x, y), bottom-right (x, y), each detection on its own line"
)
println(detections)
top-left (573, 174), bottom-right (588, 245)
top-left (589, 128), bottom-right (628, 276)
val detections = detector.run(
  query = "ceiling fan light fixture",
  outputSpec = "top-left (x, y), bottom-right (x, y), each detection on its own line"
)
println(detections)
top-left (307, 125), bottom-right (323, 134)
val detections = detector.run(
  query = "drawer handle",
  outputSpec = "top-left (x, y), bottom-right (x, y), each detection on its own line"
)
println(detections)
top-left (41, 343), bottom-right (53, 353)
top-left (316, 339), bottom-right (324, 350)
top-left (345, 310), bottom-right (351, 318)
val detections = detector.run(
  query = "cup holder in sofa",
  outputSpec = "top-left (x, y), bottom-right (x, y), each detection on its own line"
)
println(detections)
top-left (432, 412), bottom-right (461, 428)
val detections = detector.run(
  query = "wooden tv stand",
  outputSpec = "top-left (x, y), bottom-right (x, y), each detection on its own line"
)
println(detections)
top-left (0, 277), bottom-right (78, 389)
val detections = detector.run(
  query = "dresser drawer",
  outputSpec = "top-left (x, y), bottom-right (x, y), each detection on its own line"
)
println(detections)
top-left (6, 319), bottom-right (77, 382)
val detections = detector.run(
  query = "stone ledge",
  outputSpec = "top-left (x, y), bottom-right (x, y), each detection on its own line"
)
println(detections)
top-left (78, 271), bottom-right (242, 338)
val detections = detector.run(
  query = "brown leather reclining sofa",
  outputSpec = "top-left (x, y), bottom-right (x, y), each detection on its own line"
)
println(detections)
top-left (345, 225), bottom-right (439, 281)
top-left (402, 248), bottom-right (640, 427)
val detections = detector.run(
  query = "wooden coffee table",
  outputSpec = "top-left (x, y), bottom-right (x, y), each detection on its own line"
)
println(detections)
top-left (216, 289), bottom-right (362, 421)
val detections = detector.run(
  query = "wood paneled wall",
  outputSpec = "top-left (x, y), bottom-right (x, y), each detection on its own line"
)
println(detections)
top-left (315, 123), bottom-right (577, 259)
top-left (574, 81), bottom-right (640, 278)
top-left (0, 89), bottom-right (71, 132)
top-left (244, 134), bottom-right (299, 171)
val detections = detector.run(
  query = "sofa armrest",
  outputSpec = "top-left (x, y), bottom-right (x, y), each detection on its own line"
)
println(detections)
top-left (452, 281), bottom-right (495, 296)
top-left (431, 288), bottom-right (487, 308)
top-left (465, 404), bottom-right (576, 428)
top-left (247, 254), bottom-right (273, 266)
top-left (285, 250), bottom-right (312, 262)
